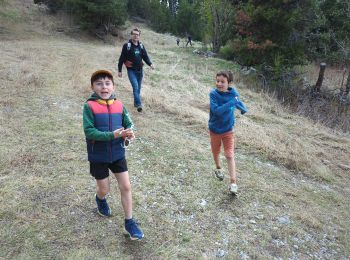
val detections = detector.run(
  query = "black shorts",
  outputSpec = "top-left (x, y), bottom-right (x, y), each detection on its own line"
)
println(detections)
top-left (90, 158), bottom-right (128, 180)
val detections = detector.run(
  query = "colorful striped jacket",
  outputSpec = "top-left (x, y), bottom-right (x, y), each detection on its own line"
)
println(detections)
top-left (83, 93), bottom-right (133, 163)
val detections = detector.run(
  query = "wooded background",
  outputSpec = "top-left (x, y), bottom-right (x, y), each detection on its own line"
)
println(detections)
top-left (33, 0), bottom-right (350, 130)
top-left (34, 0), bottom-right (350, 68)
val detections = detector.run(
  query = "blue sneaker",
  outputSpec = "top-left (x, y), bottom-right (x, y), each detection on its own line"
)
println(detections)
top-left (125, 218), bottom-right (144, 240)
top-left (95, 194), bottom-right (111, 217)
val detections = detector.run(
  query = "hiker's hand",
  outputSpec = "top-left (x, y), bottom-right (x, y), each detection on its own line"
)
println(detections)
top-left (118, 72), bottom-right (122, 78)
top-left (123, 128), bottom-right (135, 141)
top-left (150, 64), bottom-right (155, 70)
top-left (113, 127), bottom-right (125, 138)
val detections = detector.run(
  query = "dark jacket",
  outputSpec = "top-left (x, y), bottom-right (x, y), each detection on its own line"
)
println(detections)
top-left (117, 40), bottom-right (152, 72)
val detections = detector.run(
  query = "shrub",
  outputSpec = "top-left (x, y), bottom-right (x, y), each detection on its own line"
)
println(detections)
top-left (219, 43), bottom-right (235, 60)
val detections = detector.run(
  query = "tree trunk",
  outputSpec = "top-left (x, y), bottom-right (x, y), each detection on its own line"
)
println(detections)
top-left (168, 0), bottom-right (177, 16)
top-left (212, 8), bottom-right (221, 53)
top-left (344, 70), bottom-right (350, 96)
top-left (314, 62), bottom-right (326, 92)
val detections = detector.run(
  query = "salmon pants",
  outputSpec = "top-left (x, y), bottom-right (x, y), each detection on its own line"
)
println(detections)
top-left (210, 131), bottom-right (235, 158)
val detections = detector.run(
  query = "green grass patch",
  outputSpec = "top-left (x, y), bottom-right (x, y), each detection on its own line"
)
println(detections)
top-left (0, 10), bottom-right (20, 20)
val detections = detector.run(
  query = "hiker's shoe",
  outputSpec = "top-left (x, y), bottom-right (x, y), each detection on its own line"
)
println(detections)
top-left (125, 218), bottom-right (144, 240)
top-left (229, 183), bottom-right (238, 195)
top-left (214, 169), bottom-right (224, 181)
top-left (95, 194), bottom-right (112, 217)
top-left (137, 106), bottom-right (143, 112)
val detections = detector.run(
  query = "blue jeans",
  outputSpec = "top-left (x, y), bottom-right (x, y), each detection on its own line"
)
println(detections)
top-left (127, 69), bottom-right (143, 107)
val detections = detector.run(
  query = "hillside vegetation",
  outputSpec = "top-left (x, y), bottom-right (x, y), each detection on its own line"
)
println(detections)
top-left (1, 1), bottom-right (349, 259)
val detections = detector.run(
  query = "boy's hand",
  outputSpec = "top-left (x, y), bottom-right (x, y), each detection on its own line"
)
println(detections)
top-left (113, 127), bottom-right (125, 138)
top-left (118, 72), bottom-right (122, 78)
top-left (123, 128), bottom-right (135, 141)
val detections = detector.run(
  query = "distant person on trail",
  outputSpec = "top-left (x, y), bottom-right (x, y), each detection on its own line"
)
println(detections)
top-left (208, 71), bottom-right (247, 195)
top-left (117, 28), bottom-right (155, 112)
top-left (176, 37), bottom-right (180, 46)
top-left (186, 35), bottom-right (192, 47)
top-left (83, 70), bottom-right (144, 240)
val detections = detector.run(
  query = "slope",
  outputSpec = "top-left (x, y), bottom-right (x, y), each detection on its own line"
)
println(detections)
top-left (0, 0), bottom-right (349, 259)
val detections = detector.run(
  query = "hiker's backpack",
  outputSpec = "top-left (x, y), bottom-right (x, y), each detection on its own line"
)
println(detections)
top-left (127, 42), bottom-right (144, 51)
top-left (124, 42), bottom-right (145, 68)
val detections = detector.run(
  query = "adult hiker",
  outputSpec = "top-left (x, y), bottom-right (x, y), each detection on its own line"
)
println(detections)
top-left (117, 28), bottom-right (155, 112)
top-left (186, 34), bottom-right (192, 47)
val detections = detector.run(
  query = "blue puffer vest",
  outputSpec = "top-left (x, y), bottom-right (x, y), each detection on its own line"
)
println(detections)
top-left (86, 99), bottom-right (125, 163)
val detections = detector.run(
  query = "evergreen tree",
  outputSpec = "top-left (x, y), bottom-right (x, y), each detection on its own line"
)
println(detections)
top-left (127, 0), bottom-right (173, 33)
top-left (318, 0), bottom-right (350, 64)
top-left (175, 1), bottom-right (204, 39)
top-left (127, 0), bottom-right (152, 19)
top-left (149, 0), bottom-right (173, 32)
top-left (231, 0), bottom-right (316, 71)
top-left (65, 0), bottom-right (127, 31)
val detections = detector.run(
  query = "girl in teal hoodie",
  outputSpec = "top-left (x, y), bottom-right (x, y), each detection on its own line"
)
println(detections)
top-left (208, 71), bottom-right (247, 195)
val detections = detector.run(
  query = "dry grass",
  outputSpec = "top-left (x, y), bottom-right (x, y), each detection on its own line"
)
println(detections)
top-left (302, 63), bottom-right (348, 92)
top-left (292, 63), bottom-right (350, 132)
top-left (1, 0), bottom-right (350, 259)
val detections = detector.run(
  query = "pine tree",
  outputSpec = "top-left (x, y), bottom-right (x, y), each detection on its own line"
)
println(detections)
top-left (65, 0), bottom-right (127, 31)
top-left (175, 1), bottom-right (204, 39)
top-left (231, 0), bottom-right (317, 71)
top-left (319, 0), bottom-right (350, 64)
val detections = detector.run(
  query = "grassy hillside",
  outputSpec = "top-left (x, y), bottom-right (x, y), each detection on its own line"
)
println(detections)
top-left (1, 0), bottom-right (349, 259)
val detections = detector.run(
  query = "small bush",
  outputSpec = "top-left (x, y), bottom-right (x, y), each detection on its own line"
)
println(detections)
top-left (219, 43), bottom-right (235, 60)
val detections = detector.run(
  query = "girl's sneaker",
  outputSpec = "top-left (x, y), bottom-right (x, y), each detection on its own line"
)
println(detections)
top-left (229, 183), bottom-right (238, 195)
top-left (214, 169), bottom-right (224, 181)
top-left (95, 194), bottom-right (112, 217)
top-left (125, 218), bottom-right (144, 240)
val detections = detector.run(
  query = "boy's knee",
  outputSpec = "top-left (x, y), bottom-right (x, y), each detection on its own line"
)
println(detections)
top-left (225, 154), bottom-right (234, 159)
top-left (120, 182), bottom-right (131, 193)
